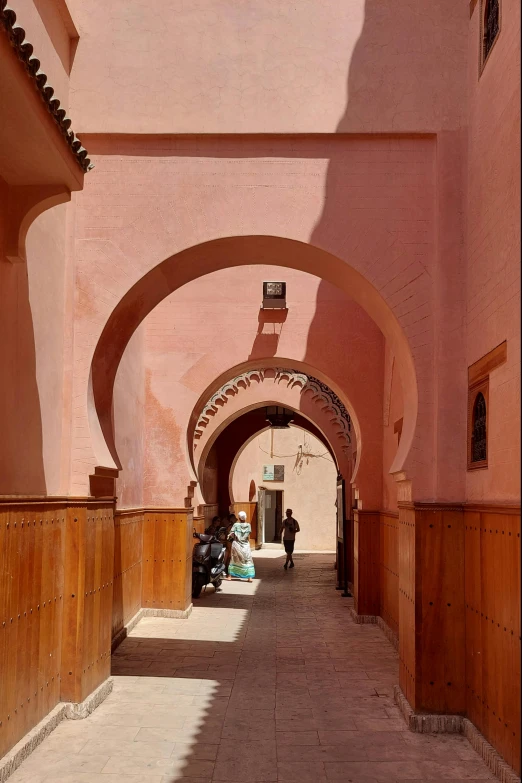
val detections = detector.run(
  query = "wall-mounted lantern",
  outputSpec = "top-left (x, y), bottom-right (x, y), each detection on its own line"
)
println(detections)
top-left (265, 406), bottom-right (294, 429)
top-left (262, 281), bottom-right (286, 309)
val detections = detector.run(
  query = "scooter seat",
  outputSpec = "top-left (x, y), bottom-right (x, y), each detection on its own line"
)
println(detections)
top-left (194, 532), bottom-right (214, 543)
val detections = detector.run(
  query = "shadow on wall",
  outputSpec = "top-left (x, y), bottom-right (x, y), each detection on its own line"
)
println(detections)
top-left (248, 308), bottom-right (288, 360)
top-left (304, 0), bottom-right (427, 497)
top-left (0, 242), bottom-right (46, 494)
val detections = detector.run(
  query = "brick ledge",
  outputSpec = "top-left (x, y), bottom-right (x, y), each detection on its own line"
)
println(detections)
top-left (394, 685), bottom-right (520, 783)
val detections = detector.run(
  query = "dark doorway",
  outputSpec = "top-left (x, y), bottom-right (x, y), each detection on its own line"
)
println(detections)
top-left (264, 489), bottom-right (283, 543)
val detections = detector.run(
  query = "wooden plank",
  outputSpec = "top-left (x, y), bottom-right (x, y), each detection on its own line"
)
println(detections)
top-left (468, 340), bottom-right (507, 386)
top-left (398, 504), bottom-right (416, 706)
top-left (0, 509), bottom-right (8, 756)
top-left (61, 504), bottom-right (86, 703)
top-left (142, 512), bottom-right (154, 608)
top-left (465, 511), bottom-right (482, 732)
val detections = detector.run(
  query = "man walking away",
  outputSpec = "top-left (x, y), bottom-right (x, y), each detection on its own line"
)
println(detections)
top-left (282, 508), bottom-right (300, 570)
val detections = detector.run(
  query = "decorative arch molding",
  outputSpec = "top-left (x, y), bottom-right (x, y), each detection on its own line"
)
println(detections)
top-left (87, 235), bottom-right (419, 500)
top-left (194, 367), bottom-right (351, 452)
top-left (196, 401), bottom-right (354, 511)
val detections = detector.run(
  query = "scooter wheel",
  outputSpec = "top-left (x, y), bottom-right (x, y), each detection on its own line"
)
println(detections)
top-left (192, 574), bottom-right (205, 599)
top-left (214, 579), bottom-right (222, 590)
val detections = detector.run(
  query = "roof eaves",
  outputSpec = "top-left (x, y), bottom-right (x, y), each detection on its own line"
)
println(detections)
top-left (0, 1), bottom-right (92, 173)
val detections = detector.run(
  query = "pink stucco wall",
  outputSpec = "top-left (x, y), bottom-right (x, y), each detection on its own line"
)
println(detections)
top-left (69, 135), bottom-right (440, 502)
top-left (113, 324), bottom-right (145, 508)
top-left (0, 184), bottom-right (71, 495)
top-left (10, 0), bottom-right (74, 109)
top-left (66, 0), bottom-right (470, 506)
top-left (232, 426), bottom-right (338, 552)
top-left (466, 0), bottom-right (521, 502)
top-left (382, 347), bottom-right (404, 512)
top-left (135, 266), bottom-right (381, 510)
top-left (0, 1), bottom-right (75, 496)
top-left (67, 0), bottom-right (466, 134)
top-left (3, 0), bottom-right (517, 519)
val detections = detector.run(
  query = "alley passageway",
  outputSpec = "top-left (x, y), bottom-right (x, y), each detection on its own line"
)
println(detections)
top-left (10, 553), bottom-right (495, 782)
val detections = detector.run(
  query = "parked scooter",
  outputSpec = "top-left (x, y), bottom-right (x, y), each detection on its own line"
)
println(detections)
top-left (192, 527), bottom-right (226, 598)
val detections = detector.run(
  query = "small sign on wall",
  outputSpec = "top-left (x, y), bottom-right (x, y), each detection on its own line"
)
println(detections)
top-left (263, 465), bottom-right (284, 481)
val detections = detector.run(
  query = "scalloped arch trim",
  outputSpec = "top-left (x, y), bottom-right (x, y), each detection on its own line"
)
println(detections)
top-left (194, 367), bottom-right (352, 451)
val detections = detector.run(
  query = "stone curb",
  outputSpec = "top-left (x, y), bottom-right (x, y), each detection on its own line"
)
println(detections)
top-left (463, 718), bottom-right (521, 783)
top-left (394, 685), bottom-right (520, 783)
top-left (64, 677), bottom-right (113, 721)
top-left (141, 606), bottom-right (193, 620)
top-left (394, 684), bottom-right (464, 733)
top-left (111, 608), bottom-right (145, 652)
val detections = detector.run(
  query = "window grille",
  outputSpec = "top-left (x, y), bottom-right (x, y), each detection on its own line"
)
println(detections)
top-left (483, 0), bottom-right (500, 63)
top-left (471, 392), bottom-right (487, 463)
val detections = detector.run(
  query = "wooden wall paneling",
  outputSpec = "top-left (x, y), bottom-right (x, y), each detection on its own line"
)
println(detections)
top-left (398, 503), bottom-right (416, 706)
top-left (113, 511), bottom-right (143, 631)
top-left (441, 508), bottom-right (466, 714)
top-left (353, 513), bottom-right (360, 613)
top-left (102, 507), bottom-right (114, 682)
top-left (481, 510), bottom-right (519, 772)
top-left (0, 510), bottom-right (7, 754)
top-left (465, 512), bottom-right (483, 733)
top-left (39, 512), bottom-right (53, 721)
top-left (51, 510), bottom-right (64, 716)
top-left (164, 512), bottom-right (174, 609)
top-left (17, 511), bottom-right (30, 736)
top-left (414, 506), bottom-right (466, 714)
top-left (29, 512), bottom-right (42, 746)
top-left (184, 509), bottom-right (194, 610)
top-left (353, 511), bottom-right (380, 616)
top-left (159, 512), bottom-right (166, 607)
top-left (481, 514), bottom-right (496, 757)
top-left (5, 506), bottom-right (19, 753)
top-left (142, 512), bottom-right (154, 609)
top-left (416, 506), bottom-right (446, 711)
top-left (113, 514), bottom-right (123, 637)
top-left (0, 501), bottom-right (65, 759)
top-left (142, 510), bottom-right (193, 612)
top-left (61, 503), bottom-right (87, 703)
top-left (464, 507), bottom-right (520, 775)
top-left (379, 512), bottom-right (399, 637)
top-left (84, 508), bottom-right (96, 698)
top-left (193, 515), bottom-right (206, 534)
top-left (508, 513), bottom-right (521, 772)
top-left (60, 501), bottom-right (114, 705)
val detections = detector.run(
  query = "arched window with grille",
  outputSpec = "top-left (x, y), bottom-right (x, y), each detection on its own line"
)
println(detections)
top-left (471, 392), bottom-right (487, 463)
top-left (482, 0), bottom-right (500, 68)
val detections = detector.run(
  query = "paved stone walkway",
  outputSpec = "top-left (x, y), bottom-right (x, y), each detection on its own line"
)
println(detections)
top-left (10, 552), bottom-right (494, 782)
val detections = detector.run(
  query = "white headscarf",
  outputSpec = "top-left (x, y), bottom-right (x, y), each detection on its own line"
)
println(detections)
top-left (238, 511), bottom-right (247, 521)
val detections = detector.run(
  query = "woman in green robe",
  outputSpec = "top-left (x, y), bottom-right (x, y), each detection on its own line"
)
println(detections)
top-left (226, 511), bottom-right (255, 582)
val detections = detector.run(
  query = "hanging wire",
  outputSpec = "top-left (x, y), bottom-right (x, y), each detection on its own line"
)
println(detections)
top-left (257, 430), bottom-right (334, 475)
